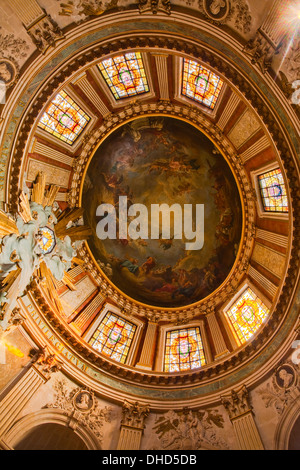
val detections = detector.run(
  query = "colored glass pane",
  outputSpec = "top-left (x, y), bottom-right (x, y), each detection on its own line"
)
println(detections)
top-left (89, 312), bottom-right (136, 364)
top-left (98, 52), bottom-right (149, 100)
top-left (38, 90), bottom-right (90, 145)
top-left (258, 168), bottom-right (288, 213)
top-left (225, 287), bottom-right (269, 346)
top-left (164, 327), bottom-right (206, 373)
top-left (182, 58), bottom-right (223, 109)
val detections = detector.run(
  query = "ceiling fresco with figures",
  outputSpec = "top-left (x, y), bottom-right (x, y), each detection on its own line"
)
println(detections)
top-left (83, 116), bottom-right (243, 308)
top-left (0, 0), bottom-right (300, 429)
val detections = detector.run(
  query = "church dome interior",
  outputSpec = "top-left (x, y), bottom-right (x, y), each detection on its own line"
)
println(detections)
top-left (0, 0), bottom-right (299, 452)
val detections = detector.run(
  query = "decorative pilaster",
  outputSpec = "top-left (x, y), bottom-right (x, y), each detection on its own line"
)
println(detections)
top-left (259, 0), bottom-right (288, 48)
top-left (199, 318), bottom-right (213, 364)
top-left (221, 385), bottom-right (264, 450)
top-left (153, 54), bottom-right (169, 101)
top-left (7, 0), bottom-right (64, 53)
top-left (136, 321), bottom-right (158, 370)
top-left (0, 348), bottom-right (61, 439)
top-left (117, 400), bottom-right (150, 450)
top-left (71, 292), bottom-right (105, 335)
top-left (206, 309), bottom-right (229, 359)
top-left (7, 0), bottom-right (44, 27)
top-left (243, 0), bottom-right (289, 73)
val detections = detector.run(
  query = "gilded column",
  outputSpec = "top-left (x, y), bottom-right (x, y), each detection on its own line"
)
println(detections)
top-left (136, 321), bottom-right (158, 371)
top-left (153, 53), bottom-right (170, 101)
top-left (117, 400), bottom-right (150, 450)
top-left (0, 349), bottom-right (61, 440)
top-left (206, 310), bottom-right (229, 359)
top-left (71, 292), bottom-right (105, 335)
top-left (221, 385), bottom-right (264, 450)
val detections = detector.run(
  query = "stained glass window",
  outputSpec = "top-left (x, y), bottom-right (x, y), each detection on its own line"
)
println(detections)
top-left (182, 58), bottom-right (223, 109)
top-left (225, 287), bottom-right (270, 346)
top-left (164, 327), bottom-right (206, 373)
top-left (38, 90), bottom-right (90, 145)
top-left (89, 312), bottom-right (136, 364)
top-left (98, 52), bottom-right (149, 100)
top-left (258, 168), bottom-right (288, 213)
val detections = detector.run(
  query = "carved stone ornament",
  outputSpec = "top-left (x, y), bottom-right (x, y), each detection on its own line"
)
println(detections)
top-left (0, 58), bottom-right (18, 88)
top-left (276, 71), bottom-right (300, 121)
top-left (58, 0), bottom-right (120, 24)
top-left (202, 0), bottom-right (230, 22)
top-left (221, 385), bottom-right (252, 420)
top-left (198, 0), bottom-right (252, 32)
top-left (45, 379), bottom-right (112, 440)
top-left (7, 307), bottom-right (25, 327)
top-left (257, 361), bottom-right (300, 417)
top-left (73, 389), bottom-right (95, 412)
top-left (139, 0), bottom-right (171, 15)
top-left (243, 30), bottom-right (282, 74)
top-left (153, 408), bottom-right (229, 450)
top-left (27, 11), bottom-right (64, 54)
top-left (121, 400), bottom-right (150, 430)
top-left (0, 27), bottom-right (29, 62)
top-left (275, 363), bottom-right (297, 390)
top-left (282, 36), bottom-right (300, 83)
top-left (30, 346), bottom-right (62, 378)
top-left (0, 27), bottom-right (29, 89)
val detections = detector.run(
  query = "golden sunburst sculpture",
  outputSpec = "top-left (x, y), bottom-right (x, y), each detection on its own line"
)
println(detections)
top-left (0, 172), bottom-right (92, 331)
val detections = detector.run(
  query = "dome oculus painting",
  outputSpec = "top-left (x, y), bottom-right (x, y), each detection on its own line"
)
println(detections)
top-left (82, 117), bottom-right (243, 308)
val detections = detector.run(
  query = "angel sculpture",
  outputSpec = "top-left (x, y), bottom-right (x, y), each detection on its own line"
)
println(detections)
top-left (0, 172), bottom-right (92, 331)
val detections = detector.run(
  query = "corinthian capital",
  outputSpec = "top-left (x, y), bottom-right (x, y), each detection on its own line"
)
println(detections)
top-left (221, 385), bottom-right (252, 420)
top-left (121, 400), bottom-right (150, 430)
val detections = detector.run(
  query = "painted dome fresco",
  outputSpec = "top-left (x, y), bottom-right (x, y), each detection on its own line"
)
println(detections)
top-left (83, 116), bottom-right (243, 308)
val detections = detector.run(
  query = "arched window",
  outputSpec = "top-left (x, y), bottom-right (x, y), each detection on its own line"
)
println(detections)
top-left (258, 168), bottom-right (288, 213)
top-left (38, 90), bottom-right (90, 145)
top-left (88, 311), bottom-right (136, 364)
top-left (98, 52), bottom-right (149, 100)
top-left (224, 287), bottom-right (270, 346)
top-left (164, 327), bottom-right (206, 372)
top-left (181, 58), bottom-right (223, 109)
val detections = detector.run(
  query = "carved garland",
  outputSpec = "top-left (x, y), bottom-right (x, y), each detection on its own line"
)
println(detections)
top-left (5, 35), bottom-right (300, 387)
